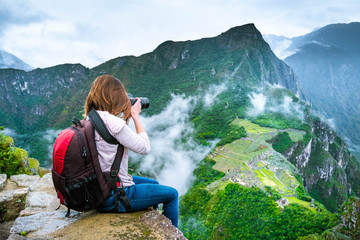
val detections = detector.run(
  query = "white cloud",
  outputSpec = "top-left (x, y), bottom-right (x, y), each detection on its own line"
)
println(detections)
top-left (1, 0), bottom-right (359, 68)
top-left (203, 83), bottom-right (227, 107)
top-left (128, 83), bottom-right (226, 195)
top-left (246, 85), bottom-right (305, 120)
top-left (247, 92), bottom-right (267, 117)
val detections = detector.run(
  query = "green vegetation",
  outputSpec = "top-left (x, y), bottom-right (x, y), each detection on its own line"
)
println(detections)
top-left (265, 186), bottom-right (282, 201)
top-left (0, 126), bottom-right (36, 176)
top-left (192, 86), bottom-right (250, 146)
top-left (272, 131), bottom-right (293, 153)
top-left (180, 183), bottom-right (338, 240)
top-left (336, 196), bottom-right (360, 239)
top-left (0, 208), bottom-right (6, 222)
top-left (191, 157), bottom-right (225, 188)
top-left (1, 24), bottom-right (359, 239)
top-left (296, 185), bottom-right (312, 202)
top-left (179, 117), bottom-right (344, 239)
top-left (216, 125), bottom-right (247, 147)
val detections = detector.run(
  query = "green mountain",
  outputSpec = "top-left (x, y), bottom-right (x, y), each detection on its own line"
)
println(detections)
top-left (267, 22), bottom-right (360, 158)
top-left (0, 23), bottom-right (359, 239)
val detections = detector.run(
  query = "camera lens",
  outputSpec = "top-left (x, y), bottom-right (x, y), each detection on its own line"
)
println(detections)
top-left (139, 97), bottom-right (150, 109)
top-left (128, 94), bottom-right (150, 109)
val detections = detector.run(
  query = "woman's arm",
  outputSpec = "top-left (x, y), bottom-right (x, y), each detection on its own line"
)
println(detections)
top-left (131, 98), bottom-right (146, 134)
top-left (115, 98), bottom-right (150, 154)
top-left (115, 124), bottom-right (150, 155)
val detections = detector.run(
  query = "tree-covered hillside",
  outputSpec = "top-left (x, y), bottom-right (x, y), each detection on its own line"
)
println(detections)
top-left (0, 23), bottom-right (359, 239)
top-left (267, 22), bottom-right (360, 158)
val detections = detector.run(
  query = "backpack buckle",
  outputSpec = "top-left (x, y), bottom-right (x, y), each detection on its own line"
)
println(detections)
top-left (110, 170), bottom-right (117, 177)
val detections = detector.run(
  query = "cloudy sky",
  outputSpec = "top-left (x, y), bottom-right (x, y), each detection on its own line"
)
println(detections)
top-left (1, 0), bottom-right (359, 69)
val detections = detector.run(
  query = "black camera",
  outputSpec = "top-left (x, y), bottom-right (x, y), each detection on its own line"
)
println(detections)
top-left (128, 94), bottom-right (150, 109)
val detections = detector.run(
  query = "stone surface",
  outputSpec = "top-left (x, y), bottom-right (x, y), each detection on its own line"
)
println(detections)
top-left (0, 220), bottom-right (15, 240)
top-left (18, 173), bottom-right (59, 217)
top-left (25, 191), bottom-right (58, 210)
top-left (3, 173), bottom-right (186, 240)
top-left (0, 174), bottom-right (7, 190)
top-left (49, 210), bottom-right (186, 240)
top-left (10, 175), bottom-right (40, 188)
top-left (141, 210), bottom-right (186, 239)
top-left (7, 233), bottom-right (28, 240)
top-left (0, 188), bottom-right (28, 221)
top-left (28, 173), bottom-right (53, 192)
top-left (10, 209), bottom-right (84, 238)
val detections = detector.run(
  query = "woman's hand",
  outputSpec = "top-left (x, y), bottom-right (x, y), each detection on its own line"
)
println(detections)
top-left (131, 98), bottom-right (142, 120)
top-left (131, 98), bottom-right (146, 133)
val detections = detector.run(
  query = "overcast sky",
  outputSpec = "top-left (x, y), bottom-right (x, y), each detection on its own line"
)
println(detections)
top-left (1, 0), bottom-right (359, 69)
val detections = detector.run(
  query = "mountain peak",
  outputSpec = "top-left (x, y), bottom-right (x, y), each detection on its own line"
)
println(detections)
top-left (153, 23), bottom-right (264, 54)
top-left (0, 50), bottom-right (33, 71)
top-left (222, 23), bottom-right (258, 34)
top-left (215, 23), bottom-right (264, 50)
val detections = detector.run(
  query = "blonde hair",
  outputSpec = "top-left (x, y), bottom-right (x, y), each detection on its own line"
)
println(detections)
top-left (84, 75), bottom-right (131, 119)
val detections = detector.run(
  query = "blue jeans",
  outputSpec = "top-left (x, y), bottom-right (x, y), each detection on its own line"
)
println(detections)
top-left (98, 176), bottom-right (179, 227)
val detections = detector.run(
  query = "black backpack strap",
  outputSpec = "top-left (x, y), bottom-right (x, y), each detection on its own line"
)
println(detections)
top-left (88, 108), bottom-right (132, 212)
top-left (88, 109), bottom-right (118, 145)
top-left (112, 144), bottom-right (132, 212)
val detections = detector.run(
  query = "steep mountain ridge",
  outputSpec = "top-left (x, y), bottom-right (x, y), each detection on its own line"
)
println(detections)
top-left (0, 24), bottom-right (359, 237)
top-left (0, 64), bottom-right (89, 132)
top-left (0, 23), bottom-right (300, 135)
top-left (265, 22), bottom-right (360, 157)
top-left (289, 22), bottom-right (360, 59)
top-left (285, 117), bottom-right (360, 211)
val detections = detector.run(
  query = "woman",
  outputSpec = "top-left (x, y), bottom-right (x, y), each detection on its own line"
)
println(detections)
top-left (84, 74), bottom-right (178, 227)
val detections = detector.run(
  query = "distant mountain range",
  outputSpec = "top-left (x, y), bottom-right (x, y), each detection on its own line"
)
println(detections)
top-left (264, 22), bottom-right (360, 158)
top-left (1, 23), bottom-right (359, 238)
top-left (0, 49), bottom-right (33, 71)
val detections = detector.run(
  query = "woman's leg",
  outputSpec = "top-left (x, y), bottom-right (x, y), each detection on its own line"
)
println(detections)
top-left (125, 184), bottom-right (179, 227)
top-left (132, 175), bottom-right (159, 185)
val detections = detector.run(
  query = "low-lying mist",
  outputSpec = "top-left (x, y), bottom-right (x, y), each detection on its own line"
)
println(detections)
top-left (2, 83), bottom-right (227, 195)
top-left (129, 83), bottom-right (227, 195)
top-left (246, 84), bottom-right (305, 121)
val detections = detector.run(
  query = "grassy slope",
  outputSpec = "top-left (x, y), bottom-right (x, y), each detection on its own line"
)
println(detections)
top-left (210, 119), bottom-right (316, 211)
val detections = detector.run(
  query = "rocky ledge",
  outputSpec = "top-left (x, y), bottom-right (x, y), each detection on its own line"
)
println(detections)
top-left (0, 173), bottom-right (186, 240)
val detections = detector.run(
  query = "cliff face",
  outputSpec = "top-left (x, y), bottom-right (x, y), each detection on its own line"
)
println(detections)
top-left (0, 64), bottom-right (89, 132)
top-left (282, 22), bottom-right (360, 157)
top-left (0, 173), bottom-right (186, 240)
top-left (286, 117), bottom-right (360, 211)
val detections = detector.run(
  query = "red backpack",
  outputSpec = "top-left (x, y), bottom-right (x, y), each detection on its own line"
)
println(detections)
top-left (52, 109), bottom-right (131, 216)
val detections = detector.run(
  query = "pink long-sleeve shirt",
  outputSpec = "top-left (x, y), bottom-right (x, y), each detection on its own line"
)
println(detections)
top-left (92, 110), bottom-right (151, 187)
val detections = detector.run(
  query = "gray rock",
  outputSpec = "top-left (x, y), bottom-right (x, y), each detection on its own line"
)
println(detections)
top-left (6, 233), bottom-right (29, 240)
top-left (10, 210), bottom-right (82, 238)
top-left (0, 174), bottom-right (7, 190)
top-left (0, 219), bottom-right (15, 240)
top-left (19, 173), bottom-right (60, 216)
top-left (48, 210), bottom-right (186, 240)
top-left (10, 175), bottom-right (40, 188)
top-left (28, 173), bottom-right (53, 192)
top-left (0, 188), bottom-right (28, 221)
top-left (25, 191), bottom-right (58, 210)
